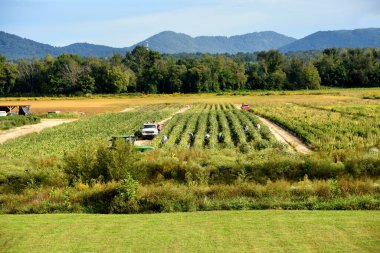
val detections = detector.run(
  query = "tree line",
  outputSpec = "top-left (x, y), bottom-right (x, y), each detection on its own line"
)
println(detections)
top-left (0, 47), bottom-right (379, 95)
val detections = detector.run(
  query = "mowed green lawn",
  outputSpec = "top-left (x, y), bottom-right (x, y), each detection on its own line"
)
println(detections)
top-left (1, 211), bottom-right (379, 253)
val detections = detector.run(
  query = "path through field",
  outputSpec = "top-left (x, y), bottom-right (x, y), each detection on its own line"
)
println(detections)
top-left (134, 105), bottom-right (191, 146)
top-left (234, 104), bottom-right (312, 154)
top-left (120, 107), bottom-right (137, 112)
top-left (0, 119), bottom-right (77, 144)
top-left (256, 115), bottom-right (313, 154)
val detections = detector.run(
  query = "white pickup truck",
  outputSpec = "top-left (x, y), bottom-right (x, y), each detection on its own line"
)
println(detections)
top-left (141, 123), bottom-right (160, 139)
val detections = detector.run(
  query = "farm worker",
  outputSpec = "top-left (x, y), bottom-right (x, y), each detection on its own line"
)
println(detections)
top-left (218, 132), bottom-right (224, 143)
top-left (256, 123), bottom-right (261, 130)
top-left (162, 135), bottom-right (168, 144)
top-left (189, 132), bottom-right (195, 145)
top-left (204, 133), bottom-right (210, 145)
top-left (244, 125), bottom-right (249, 134)
top-left (157, 123), bottom-right (161, 132)
top-left (187, 132), bottom-right (195, 148)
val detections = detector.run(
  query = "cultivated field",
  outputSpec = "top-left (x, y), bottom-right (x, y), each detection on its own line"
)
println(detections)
top-left (0, 105), bottom-right (182, 159)
top-left (251, 103), bottom-right (380, 150)
top-left (151, 104), bottom-right (283, 151)
top-left (1, 211), bottom-right (379, 253)
top-left (1, 88), bottom-right (379, 113)
top-left (0, 89), bottom-right (379, 252)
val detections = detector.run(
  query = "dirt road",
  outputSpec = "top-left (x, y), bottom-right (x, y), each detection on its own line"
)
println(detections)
top-left (157, 105), bottom-right (191, 127)
top-left (256, 116), bottom-right (313, 154)
top-left (0, 119), bottom-right (76, 144)
top-left (121, 107), bottom-right (137, 112)
top-left (0, 106), bottom-right (135, 144)
top-left (233, 104), bottom-right (312, 154)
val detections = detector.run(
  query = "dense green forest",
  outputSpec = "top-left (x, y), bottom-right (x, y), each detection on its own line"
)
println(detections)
top-left (0, 47), bottom-right (379, 95)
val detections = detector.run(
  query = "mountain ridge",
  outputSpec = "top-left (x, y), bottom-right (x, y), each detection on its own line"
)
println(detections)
top-left (280, 28), bottom-right (380, 52)
top-left (1, 28), bottom-right (380, 59)
top-left (131, 31), bottom-right (296, 54)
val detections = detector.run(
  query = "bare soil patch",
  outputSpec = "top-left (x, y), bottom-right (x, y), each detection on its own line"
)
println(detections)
top-left (233, 104), bottom-right (312, 154)
top-left (121, 107), bottom-right (137, 112)
top-left (0, 119), bottom-right (76, 144)
top-left (158, 105), bottom-right (191, 127)
top-left (256, 116), bottom-right (313, 155)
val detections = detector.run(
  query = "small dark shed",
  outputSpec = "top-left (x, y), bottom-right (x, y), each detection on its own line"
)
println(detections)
top-left (0, 105), bottom-right (31, 115)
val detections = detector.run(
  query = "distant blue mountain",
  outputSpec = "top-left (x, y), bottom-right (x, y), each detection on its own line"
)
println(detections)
top-left (0, 30), bottom-right (295, 59)
top-left (130, 31), bottom-right (296, 54)
top-left (0, 31), bottom-right (127, 60)
top-left (1, 28), bottom-right (379, 59)
top-left (280, 28), bottom-right (380, 52)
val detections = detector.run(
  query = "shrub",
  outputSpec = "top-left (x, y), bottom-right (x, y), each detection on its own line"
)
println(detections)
top-left (63, 141), bottom-right (99, 183)
top-left (63, 140), bottom-right (140, 183)
top-left (0, 115), bottom-right (40, 130)
top-left (110, 174), bottom-right (139, 213)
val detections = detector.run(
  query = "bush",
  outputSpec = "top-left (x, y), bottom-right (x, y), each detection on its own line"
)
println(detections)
top-left (63, 141), bottom-right (99, 183)
top-left (0, 156), bottom-right (66, 193)
top-left (0, 115), bottom-right (40, 130)
top-left (63, 140), bottom-right (140, 183)
top-left (110, 174), bottom-right (139, 214)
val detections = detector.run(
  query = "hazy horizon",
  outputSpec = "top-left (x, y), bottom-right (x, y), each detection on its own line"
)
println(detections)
top-left (1, 0), bottom-right (379, 47)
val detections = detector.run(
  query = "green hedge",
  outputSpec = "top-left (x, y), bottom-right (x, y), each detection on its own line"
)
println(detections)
top-left (0, 115), bottom-right (40, 130)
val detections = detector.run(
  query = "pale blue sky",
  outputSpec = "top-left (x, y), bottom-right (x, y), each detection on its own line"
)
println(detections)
top-left (1, 0), bottom-right (379, 47)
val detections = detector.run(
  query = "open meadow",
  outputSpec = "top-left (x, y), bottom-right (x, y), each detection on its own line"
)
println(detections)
top-left (1, 210), bottom-right (380, 253)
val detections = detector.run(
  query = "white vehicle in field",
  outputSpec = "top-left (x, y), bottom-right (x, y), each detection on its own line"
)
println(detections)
top-left (141, 123), bottom-right (160, 139)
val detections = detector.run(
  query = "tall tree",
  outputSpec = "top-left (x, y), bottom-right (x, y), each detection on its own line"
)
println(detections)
top-left (0, 55), bottom-right (18, 94)
top-left (124, 46), bottom-right (160, 93)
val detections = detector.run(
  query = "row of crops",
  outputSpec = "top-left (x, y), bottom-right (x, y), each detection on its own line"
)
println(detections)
top-left (292, 102), bottom-right (380, 118)
top-left (251, 104), bottom-right (380, 151)
top-left (151, 104), bottom-right (284, 152)
top-left (0, 105), bottom-right (182, 159)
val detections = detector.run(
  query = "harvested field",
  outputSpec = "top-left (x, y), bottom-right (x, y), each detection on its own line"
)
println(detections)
top-left (1, 89), bottom-right (379, 114)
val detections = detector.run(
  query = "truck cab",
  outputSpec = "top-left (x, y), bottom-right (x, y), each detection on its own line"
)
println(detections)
top-left (141, 123), bottom-right (159, 139)
top-left (241, 104), bottom-right (250, 110)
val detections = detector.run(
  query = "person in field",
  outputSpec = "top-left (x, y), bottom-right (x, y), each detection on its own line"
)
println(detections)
top-left (157, 123), bottom-right (162, 132)
top-left (162, 135), bottom-right (168, 144)
top-left (188, 132), bottom-right (195, 148)
top-left (244, 125), bottom-right (249, 135)
top-left (218, 132), bottom-right (224, 143)
top-left (204, 133), bottom-right (210, 146)
top-left (256, 123), bottom-right (261, 130)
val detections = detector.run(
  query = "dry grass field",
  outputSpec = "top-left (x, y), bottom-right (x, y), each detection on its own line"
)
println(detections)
top-left (0, 89), bottom-right (379, 114)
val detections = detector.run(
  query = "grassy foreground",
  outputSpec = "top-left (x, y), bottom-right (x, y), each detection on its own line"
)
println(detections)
top-left (1, 211), bottom-right (379, 253)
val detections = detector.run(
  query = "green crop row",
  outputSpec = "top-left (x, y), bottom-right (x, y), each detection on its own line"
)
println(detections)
top-left (251, 104), bottom-right (380, 151)
top-left (216, 107), bottom-right (234, 148)
top-left (0, 106), bottom-right (181, 160)
top-left (224, 110), bottom-right (247, 146)
top-left (153, 104), bottom-right (282, 152)
top-left (177, 105), bottom-right (205, 148)
top-left (207, 105), bottom-right (219, 149)
top-left (192, 105), bottom-right (211, 148)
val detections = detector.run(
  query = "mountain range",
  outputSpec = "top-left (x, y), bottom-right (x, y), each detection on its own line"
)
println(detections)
top-left (1, 28), bottom-right (379, 59)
